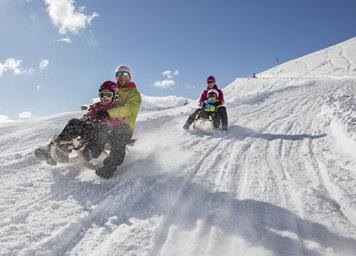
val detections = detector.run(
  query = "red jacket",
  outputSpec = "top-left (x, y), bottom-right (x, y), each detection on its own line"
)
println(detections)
top-left (199, 85), bottom-right (224, 106)
top-left (84, 102), bottom-right (125, 127)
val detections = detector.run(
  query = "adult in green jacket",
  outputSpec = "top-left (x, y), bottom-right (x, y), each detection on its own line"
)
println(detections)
top-left (108, 65), bottom-right (142, 133)
top-left (96, 65), bottom-right (142, 179)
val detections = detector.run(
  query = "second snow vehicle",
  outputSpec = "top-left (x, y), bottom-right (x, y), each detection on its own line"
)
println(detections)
top-left (192, 89), bottom-right (224, 130)
top-left (192, 107), bottom-right (221, 129)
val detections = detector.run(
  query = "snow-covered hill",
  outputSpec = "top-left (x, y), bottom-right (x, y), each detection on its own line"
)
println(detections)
top-left (1, 37), bottom-right (356, 256)
top-left (260, 37), bottom-right (356, 78)
top-left (141, 94), bottom-right (190, 111)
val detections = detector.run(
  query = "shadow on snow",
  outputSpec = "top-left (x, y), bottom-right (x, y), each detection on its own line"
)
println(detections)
top-left (50, 171), bottom-right (356, 256)
top-left (189, 124), bottom-right (327, 142)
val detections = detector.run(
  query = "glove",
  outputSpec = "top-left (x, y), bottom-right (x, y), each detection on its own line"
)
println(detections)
top-left (95, 109), bottom-right (110, 119)
top-left (213, 100), bottom-right (220, 107)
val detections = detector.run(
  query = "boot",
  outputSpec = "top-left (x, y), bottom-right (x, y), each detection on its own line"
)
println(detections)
top-left (183, 122), bottom-right (190, 129)
top-left (34, 147), bottom-right (57, 165)
top-left (183, 109), bottom-right (202, 129)
top-left (217, 107), bottom-right (228, 131)
top-left (183, 116), bottom-right (195, 129)
top-left (95, 165), bottom-right (116, 179)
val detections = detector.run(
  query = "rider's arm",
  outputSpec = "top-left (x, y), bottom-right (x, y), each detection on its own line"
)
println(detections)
top-left (107, 90), bottom-right (142, 119)
top-left (218, 89), bottom-right (225, 105)
top-left (198, 91), bottom-right (207, 107)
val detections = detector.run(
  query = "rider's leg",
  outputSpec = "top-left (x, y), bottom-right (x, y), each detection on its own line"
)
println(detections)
top-left (183, 109), bottom-right (202, 129)
top-left (211, 112), bottom-right (221, 128)
top-left (57, 118), bottom-right (85, 141)
top-left (217, 106), bottom-right (228, 130)
top-left (82, 122), bottom-right (108, 160)
top-left (96, 124), bottom-right (132, 179)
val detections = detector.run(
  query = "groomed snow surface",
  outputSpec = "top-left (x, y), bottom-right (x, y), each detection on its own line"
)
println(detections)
top-left (1, 37), bottom-right (356, 256)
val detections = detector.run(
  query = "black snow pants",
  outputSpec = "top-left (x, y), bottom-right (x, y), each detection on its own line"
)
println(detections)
top-left (57, 118), bottom-right (132, 168)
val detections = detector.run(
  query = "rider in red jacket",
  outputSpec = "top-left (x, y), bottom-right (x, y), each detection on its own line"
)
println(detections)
top-left (183, 76), bottom-right (228, 130)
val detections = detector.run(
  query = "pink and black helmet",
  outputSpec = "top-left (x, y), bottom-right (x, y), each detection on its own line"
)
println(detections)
top-left (99, 81), bottom-right (118, 101)
top-left (207, 76), bottom-right (216, 83)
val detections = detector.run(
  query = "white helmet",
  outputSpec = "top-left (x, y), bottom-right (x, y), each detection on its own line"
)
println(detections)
top-left (115, 65), bottom-right (131, 78)
top-left (207, 89), bottom-right (219, 98)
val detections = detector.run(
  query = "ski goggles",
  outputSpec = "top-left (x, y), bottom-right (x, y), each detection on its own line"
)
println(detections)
top-left (99, 91), bottom-right (114, 98)
top-left (116, 71), bottom-right (130, 77)
top-left (207, 80), bottom-right (215, 84)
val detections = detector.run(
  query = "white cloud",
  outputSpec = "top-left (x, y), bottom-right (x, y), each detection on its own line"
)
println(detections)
top-left (162, 69), bottom-right (179, 79)
top-left (154, 79), bottom-right (175, 89)
top-left (39, 59), bottom-right (49, 71)
top-left (44, 0), bottom-right (99, 34)
top-left (0, 58), bottom-right (44, 76)
top-left (0, 58), bottom-right (26, 76)
top-left (36, 85), bottom-right (41, 91)
top-left (18, 112), bottom-right (32, 119)
top-left (0, 58), bottom-right (51, 77)
top-left (162, 70), bottom-right (173, 78)
top-left (57, 37), bottom-right (72, 43)
top-left (155, 69), bottom-right (179, 89)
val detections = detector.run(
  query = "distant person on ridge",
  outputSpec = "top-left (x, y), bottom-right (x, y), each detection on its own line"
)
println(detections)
top-left (183, 75), bottom-right (228, 130)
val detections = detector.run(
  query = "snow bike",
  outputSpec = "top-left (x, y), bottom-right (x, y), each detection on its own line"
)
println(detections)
top-left (35, 134), bottom-right (135, 170)
top-left (192, 109), bottom-right (221, 130)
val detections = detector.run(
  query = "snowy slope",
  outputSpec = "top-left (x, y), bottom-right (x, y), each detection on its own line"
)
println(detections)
top-left (1, 37), bottom-right (356, 256)
top-left (0, 114), bottom-right (12, 123)
top-left (260, 37), bottom-right (356, 77)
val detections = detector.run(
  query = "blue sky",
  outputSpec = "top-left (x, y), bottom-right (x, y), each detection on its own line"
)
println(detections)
top-left (0, 0), bottom-right (355, 119)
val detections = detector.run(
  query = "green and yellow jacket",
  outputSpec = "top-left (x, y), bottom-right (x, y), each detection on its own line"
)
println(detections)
top-left (107, 82), bottom-right (142, 133)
